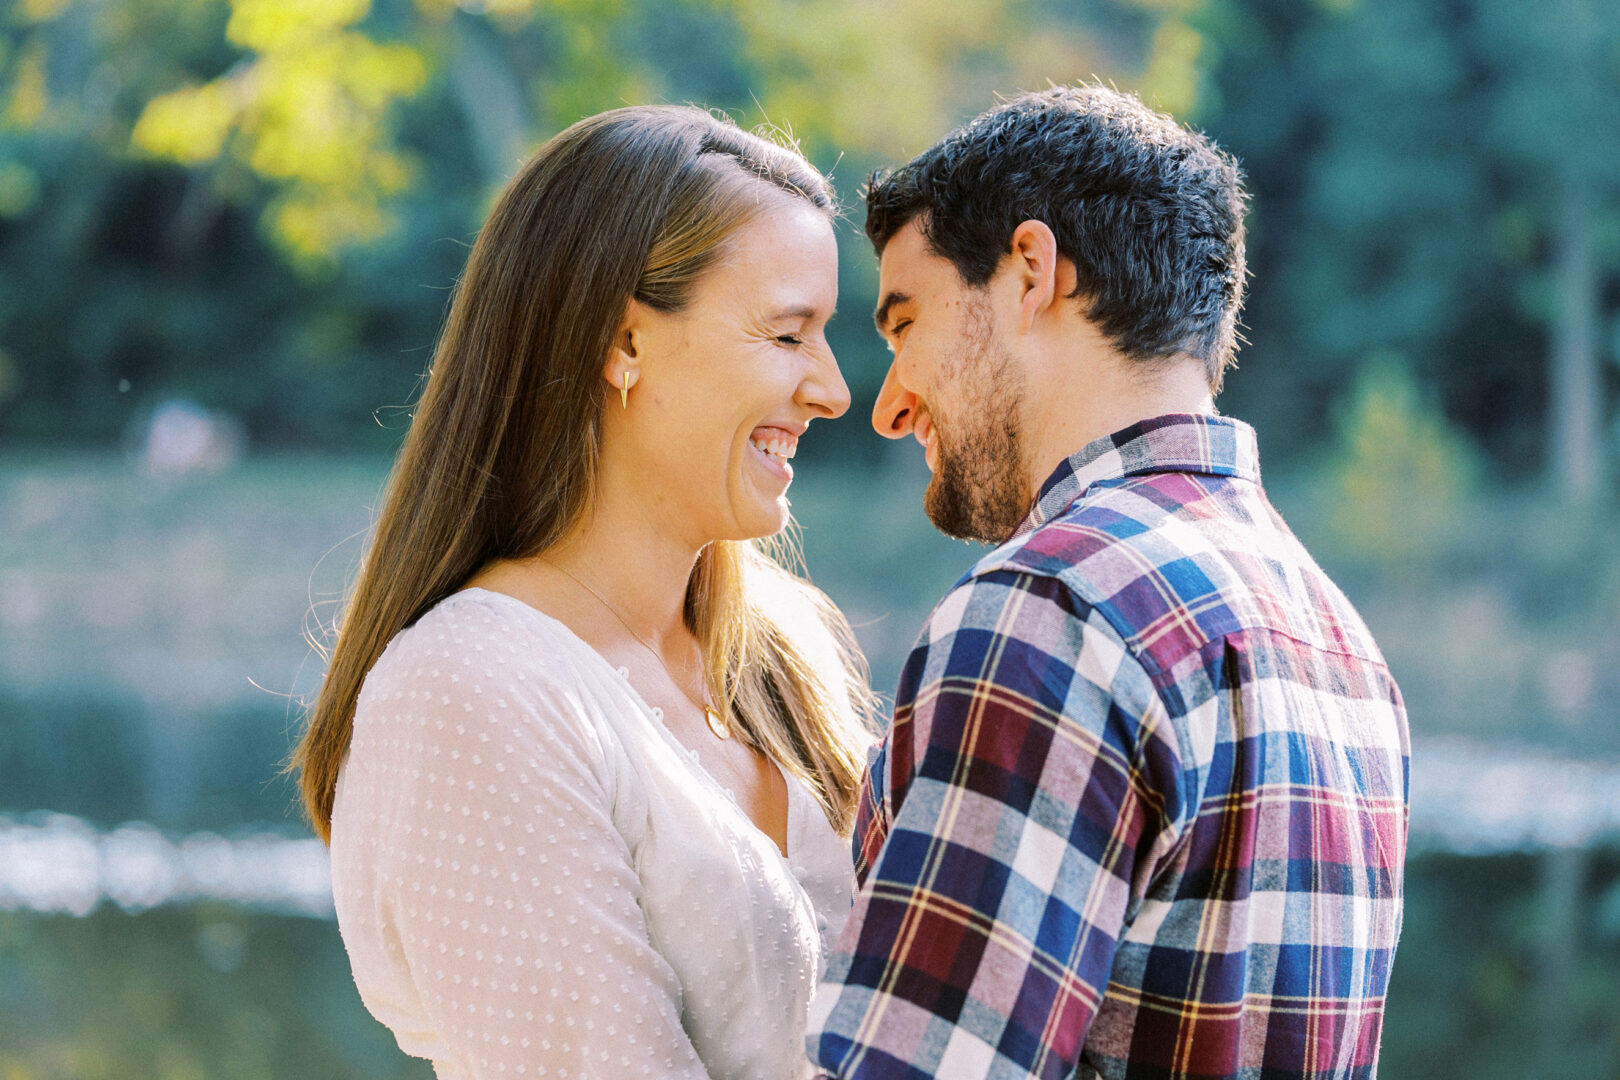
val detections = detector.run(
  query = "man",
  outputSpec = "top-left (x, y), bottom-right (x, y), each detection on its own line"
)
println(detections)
top-left (807, 86), bottom-right (1409, 1079)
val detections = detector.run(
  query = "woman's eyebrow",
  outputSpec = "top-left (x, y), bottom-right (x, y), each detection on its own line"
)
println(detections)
top-left (769, 305), bottom-right (828, 322)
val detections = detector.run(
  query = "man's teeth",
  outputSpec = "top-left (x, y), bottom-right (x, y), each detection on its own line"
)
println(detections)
top-left (751, 436), bottom-right (796, 461)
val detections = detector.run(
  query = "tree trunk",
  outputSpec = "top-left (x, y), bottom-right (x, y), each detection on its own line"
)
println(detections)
top-left (1549, 178), bottom-right (1602, 502)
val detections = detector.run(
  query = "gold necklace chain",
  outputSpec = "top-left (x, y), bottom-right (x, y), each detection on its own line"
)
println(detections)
top-left (541, 559), bottom-right (732, 740)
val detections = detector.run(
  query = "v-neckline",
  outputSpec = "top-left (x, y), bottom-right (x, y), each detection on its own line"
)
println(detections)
top-left (455, 587), bottom-right (795, 860)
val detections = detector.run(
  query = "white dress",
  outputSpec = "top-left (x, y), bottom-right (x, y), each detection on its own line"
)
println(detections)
top-left (330, 588), bottom-right (856, 1079)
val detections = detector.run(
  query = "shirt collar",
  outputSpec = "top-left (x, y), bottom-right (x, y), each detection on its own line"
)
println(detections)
top-left (1012, 413), bottom-right (1261, 538)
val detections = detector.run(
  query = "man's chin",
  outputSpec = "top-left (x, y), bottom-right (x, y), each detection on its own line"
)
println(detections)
top-left (923, 460), bottom-right (1033, 543)
top-left (924, 476), bottom-right (997, 544)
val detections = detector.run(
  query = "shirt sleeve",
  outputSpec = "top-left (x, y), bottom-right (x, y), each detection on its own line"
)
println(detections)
top-left (334, 635), bottom-right (712, 1080)
top-left (808, 568), bottom-right (1189, 1080)
top-left (850, 737), bottom-right (889, 886)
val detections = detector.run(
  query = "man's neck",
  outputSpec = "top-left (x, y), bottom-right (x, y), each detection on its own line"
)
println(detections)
top-left (1021, 353), bottom-right (1216, 501)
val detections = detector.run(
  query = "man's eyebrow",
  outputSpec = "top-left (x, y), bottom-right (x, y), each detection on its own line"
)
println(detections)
top-left (873, 291), bottom-right (911, 334)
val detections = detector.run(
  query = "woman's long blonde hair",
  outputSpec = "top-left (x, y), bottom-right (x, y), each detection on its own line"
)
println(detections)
top-left (294, 106), bottom-right (878, 842)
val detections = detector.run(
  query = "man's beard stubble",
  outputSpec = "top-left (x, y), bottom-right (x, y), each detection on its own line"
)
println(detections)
top-left (922, 299), bottom-right (1030, 544)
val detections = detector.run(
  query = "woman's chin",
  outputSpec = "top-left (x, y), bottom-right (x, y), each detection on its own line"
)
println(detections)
top-left (721, 493), bottom-right (792, 543)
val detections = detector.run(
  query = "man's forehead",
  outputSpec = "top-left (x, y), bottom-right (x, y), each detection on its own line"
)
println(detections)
top-left (875, 220), bottom-right (946, 319)
top-left (877, 218), bottom-right (933, 281)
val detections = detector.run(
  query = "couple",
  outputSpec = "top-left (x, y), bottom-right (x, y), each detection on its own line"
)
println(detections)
top-left (296, 86), bottom-right (1410, 1080)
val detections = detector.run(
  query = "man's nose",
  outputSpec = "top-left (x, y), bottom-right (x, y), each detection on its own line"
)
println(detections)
top-left (870, 361), bottom-right (917, 440)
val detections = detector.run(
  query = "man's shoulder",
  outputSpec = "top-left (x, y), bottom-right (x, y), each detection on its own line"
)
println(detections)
top-left (969, 471), bottom-right (1387, 679)
top-left (925, 475), bottom-right (1204, 671)
top-left (970, 471), bottom-right (1229, 597)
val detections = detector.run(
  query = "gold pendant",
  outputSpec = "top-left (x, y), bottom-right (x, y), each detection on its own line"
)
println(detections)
top-left (703, 705), bottom-right (730, 740)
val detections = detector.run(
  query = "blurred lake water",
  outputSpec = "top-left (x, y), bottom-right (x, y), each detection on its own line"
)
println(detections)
top-left (6, 738), bottom-right (1620, 920)
top-left (0, 813), bottom-right (331, 917)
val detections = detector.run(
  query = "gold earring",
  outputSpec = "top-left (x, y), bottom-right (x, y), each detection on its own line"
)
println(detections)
top-left (621, 371), bottom-right (630, 410)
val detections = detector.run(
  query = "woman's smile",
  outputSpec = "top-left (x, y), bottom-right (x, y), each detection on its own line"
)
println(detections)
top-left (748, 425), bottom-right (801, 483)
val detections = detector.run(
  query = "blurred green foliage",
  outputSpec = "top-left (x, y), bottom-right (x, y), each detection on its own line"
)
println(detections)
top-left (1297, 354), bottom-right (1482, 574)
top-left (4, 0), bottom-right (1612, 479)
top-left (0, 0), bottom-right (1168, 450)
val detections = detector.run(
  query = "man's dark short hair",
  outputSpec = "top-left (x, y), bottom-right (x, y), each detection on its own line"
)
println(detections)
top-left (866, 85), bottom-right (1248, 387)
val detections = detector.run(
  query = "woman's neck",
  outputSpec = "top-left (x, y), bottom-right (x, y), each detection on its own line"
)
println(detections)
top-left (535, 488), bottom-right (703, 651)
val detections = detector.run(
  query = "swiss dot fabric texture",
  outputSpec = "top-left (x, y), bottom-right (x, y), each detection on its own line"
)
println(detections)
top-left (330, 588), bottom-right (855, 1079)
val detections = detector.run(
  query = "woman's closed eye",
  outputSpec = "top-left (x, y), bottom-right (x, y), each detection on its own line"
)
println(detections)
top-left (775, 334), bottom-right (805, 347)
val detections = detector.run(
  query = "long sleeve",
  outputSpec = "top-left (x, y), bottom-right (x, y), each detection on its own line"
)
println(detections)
top-left (808, 568), bottom-right (1190, 1080)
top-left (331, 620), bottom-right (712, 1080)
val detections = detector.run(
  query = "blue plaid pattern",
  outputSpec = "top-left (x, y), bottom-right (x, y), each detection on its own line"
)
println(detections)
top-left (809, 414), bottom-right (1409, 1079)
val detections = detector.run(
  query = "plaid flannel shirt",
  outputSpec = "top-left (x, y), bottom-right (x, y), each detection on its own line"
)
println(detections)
top-left (808, 414), bottom-right (1409, 1080)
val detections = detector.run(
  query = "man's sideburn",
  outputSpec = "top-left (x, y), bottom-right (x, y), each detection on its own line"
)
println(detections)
top-left (923, 296), bottom-right (1030, 543)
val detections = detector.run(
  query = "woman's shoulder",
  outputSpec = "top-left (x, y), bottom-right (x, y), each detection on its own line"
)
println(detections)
top-left (357, 588), bottom-right (615, 746)
top-left (368, 587), bottom-right (576, 681)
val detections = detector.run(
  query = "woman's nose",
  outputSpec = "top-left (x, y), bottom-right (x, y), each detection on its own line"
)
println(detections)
top-left (799, 346), bottom-right (851, 420)
top-left (870, 360), bottom-right (917, 440)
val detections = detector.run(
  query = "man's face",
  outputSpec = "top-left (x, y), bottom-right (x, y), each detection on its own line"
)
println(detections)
top-left (871, 220), bottom-right (1029, 543)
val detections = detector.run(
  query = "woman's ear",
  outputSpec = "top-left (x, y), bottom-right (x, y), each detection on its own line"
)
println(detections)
top-left (603, 299), bottom-right (647, 402)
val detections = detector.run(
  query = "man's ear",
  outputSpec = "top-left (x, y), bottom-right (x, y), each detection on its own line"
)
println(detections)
top-left (1006, 219), bottom-right (1065, 333)
top-left (602, 298), bottom-right (648, 398)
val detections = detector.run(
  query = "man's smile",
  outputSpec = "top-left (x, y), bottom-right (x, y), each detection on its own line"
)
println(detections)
top-left (913, 409), bottom-right (938, 472)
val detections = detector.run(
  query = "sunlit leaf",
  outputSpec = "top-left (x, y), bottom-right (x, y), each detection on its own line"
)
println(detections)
top-left (130, 81), bottom-right (238, 165)
top-left (226, 0), bottom-right (372, 51)
top-left (127, 3), bottom-right (427, 262)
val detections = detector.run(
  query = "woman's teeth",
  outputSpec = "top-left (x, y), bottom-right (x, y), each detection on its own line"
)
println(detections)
top-left (750, 436), bottom-right (796, 461)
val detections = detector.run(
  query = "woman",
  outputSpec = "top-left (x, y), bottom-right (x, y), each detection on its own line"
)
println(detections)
top-left (294, 106), bottom-right (879, 1079)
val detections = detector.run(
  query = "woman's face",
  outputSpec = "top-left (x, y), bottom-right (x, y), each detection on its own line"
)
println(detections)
top-left (615, 197), bottom-right (848, 545)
